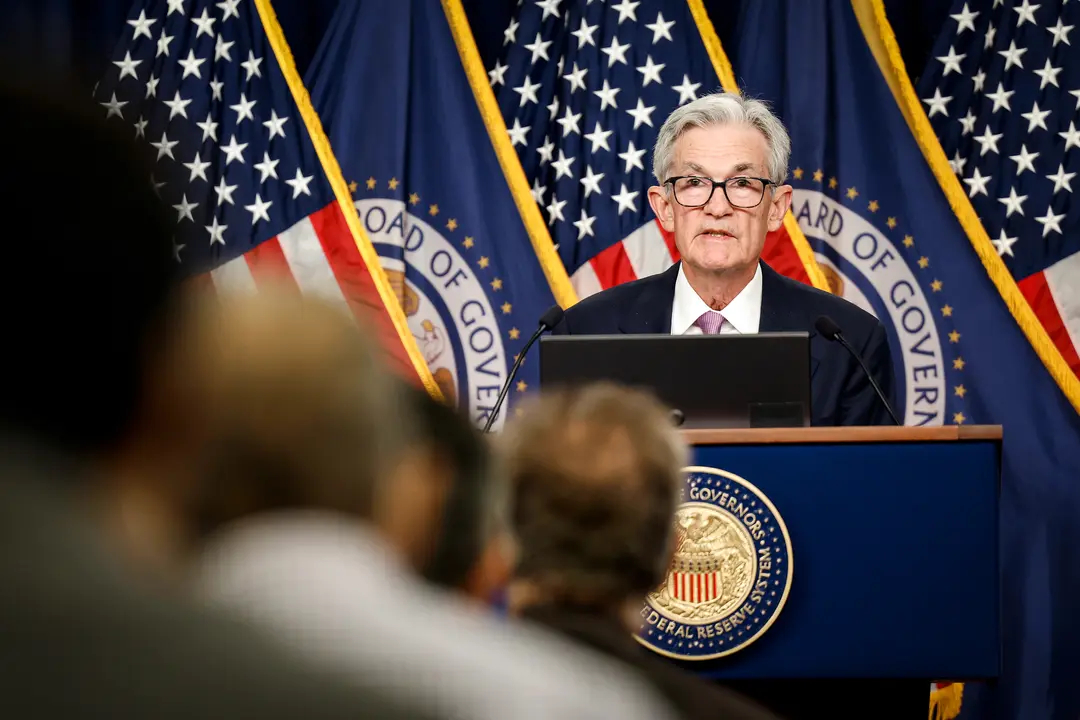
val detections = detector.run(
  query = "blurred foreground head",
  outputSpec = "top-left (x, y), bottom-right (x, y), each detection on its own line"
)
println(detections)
top-left (0, 74), bottom-right (178, 457)
top-left (191, 288), bottom-right (410, 535)
top-left (194, 296), bottom-right (510, 598)
top-left (393, 383), bottom-right (510, 600)
top-left (501, 383), bottom-right (688, 615)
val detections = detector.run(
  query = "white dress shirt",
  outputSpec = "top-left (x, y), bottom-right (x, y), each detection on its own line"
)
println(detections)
top-left (670, 262), bottom-right (763, 335)
top-left (193, 512), bottom-right (679, 720)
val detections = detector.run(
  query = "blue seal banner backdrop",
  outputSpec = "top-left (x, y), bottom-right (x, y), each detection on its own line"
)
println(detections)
top-left (304, 0), bottom-right (575, 431)
top-left (732, 2), bottom-right (1080, 719)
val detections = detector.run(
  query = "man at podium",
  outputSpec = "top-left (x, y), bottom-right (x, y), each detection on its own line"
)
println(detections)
top-left (551, 92), bottom-right (896, 428)
top-left (548, 93), bottom-right (925, 719)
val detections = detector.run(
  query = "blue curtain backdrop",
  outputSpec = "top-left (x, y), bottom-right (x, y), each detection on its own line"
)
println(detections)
top-left (0, 0), bottom-right (950, 91)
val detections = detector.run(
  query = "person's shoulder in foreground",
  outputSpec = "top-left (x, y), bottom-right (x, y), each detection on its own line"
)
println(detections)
top-left (0, 439), bottom-right (437, 720)
top-left (194, 512), bottom-right (682, 720)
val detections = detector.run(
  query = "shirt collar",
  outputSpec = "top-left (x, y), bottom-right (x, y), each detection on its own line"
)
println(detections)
top-left (670, 262), bottom-right (763, 334)
top-left (671, 263), bottom-right (715, 335)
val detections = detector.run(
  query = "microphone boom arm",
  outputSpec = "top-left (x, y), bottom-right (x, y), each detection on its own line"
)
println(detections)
top-left (833, 333), bottom-right (902, 426)
top-left (481, 304), bottom-right (564, 433)
top-left (481, 327), bottom-right (541, 433)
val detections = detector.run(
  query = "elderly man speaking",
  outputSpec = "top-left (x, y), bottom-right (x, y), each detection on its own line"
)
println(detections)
top-left (551, 92), bottom-right (895, 428)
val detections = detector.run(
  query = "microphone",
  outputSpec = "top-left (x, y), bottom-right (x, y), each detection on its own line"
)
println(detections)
top-left (814, 315), bottom-right (901, 426)
top-left (481, 304), bottom-right (565, 433)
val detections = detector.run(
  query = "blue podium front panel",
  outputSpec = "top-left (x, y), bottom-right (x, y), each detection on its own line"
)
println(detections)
top-left (654, 440), bottom-right (999, 680)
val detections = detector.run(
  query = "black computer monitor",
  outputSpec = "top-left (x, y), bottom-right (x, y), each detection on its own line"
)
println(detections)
top-left (538, 333), bottom-right (812, 429)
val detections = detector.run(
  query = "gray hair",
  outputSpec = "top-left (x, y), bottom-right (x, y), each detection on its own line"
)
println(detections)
top-left (501, 383), bottom-right (689, 608)
top-left (652, 91), bottom-right (792, 186)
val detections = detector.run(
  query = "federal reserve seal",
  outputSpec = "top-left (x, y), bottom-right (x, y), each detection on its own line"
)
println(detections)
top-left (636, 466), bottom-right (793, 661)
top-left (356, 196), bottom-right (510, 431)
top-left (794, 188), bottom-right (951, 426)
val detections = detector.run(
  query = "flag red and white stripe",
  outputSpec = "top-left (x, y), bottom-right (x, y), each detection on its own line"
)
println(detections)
top-left (205, 200), bottom-right (424, 385)
top-left (1018, 253), bottom-right (1080, 380)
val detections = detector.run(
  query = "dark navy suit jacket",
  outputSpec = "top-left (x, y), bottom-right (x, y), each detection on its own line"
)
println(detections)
top-left (551, 261), bottom-right (896, 427)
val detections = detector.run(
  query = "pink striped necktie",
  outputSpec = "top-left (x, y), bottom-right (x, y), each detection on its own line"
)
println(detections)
top-left (695, 310), bottom-right (724, 335)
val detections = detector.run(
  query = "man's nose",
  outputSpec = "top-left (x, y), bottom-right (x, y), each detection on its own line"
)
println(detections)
top-left (704, 184), bottom-right (734, 216)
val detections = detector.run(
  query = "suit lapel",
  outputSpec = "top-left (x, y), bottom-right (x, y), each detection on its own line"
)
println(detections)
top-left (617, 263), bottom-right (680, 334)
top-left (617, 262), bottom-right (821, 376)
top-left (758, 262), bottom-right (822, 378)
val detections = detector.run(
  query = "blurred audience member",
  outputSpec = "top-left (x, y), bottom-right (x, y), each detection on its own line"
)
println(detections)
top-left (391, 382), bottom-right (512, 602)
top-left (190, 293), bottom-right (680, 720)
top-left (0, 74), bottom-right (436, 718)
top-left (501, 383), bottom-right (783, 720)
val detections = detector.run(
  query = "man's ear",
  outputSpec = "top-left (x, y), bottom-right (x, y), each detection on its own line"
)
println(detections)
top-left (647, 185), bottom-right (675, 232)
top-left (459, 531), bottom-right (516, 606)
top-left (767, 184), bottom-right (793, 232)
top-left (374, 449), bottom-right (451, 574)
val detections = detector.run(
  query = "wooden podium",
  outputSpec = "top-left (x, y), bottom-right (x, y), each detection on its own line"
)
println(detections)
top-left (647, 425), bottom-right (1001, 716)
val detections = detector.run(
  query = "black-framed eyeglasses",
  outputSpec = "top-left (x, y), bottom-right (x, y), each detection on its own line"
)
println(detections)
top-left (663, 175), bottom-right (776, 209)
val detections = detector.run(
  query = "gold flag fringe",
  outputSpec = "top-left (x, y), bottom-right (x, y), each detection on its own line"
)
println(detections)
top-left (928, 682), bottom-right (964, 720)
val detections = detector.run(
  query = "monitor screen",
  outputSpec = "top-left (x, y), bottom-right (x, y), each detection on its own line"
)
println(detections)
top-left (538, 333), bottom-right (812, 429)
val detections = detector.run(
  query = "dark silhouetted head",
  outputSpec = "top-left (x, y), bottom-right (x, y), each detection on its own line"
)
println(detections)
top-left (0, 73), bottom-right (178, 458)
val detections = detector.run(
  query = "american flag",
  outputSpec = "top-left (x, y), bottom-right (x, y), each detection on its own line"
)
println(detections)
top-left (920, 0), bottom-right (1080, 379)
top-left (490, 0), bottom-right (823, 300)
top-left (92, 0), bottom-right (434, 388)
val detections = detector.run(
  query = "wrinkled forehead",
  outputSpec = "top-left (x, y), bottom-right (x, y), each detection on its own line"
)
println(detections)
top-left (671, 122), bottom-right (770, 178)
